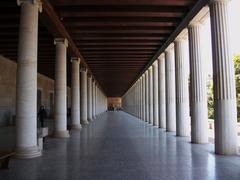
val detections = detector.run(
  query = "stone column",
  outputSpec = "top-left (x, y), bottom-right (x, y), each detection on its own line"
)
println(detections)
top-left (15, 0), bottom-right (42, 158)
top-left (87, 75), bottom-right (93, 122)
top-left (53, 38), bottom-right (69, 138)
top-left (158, 54), bottom-right (166, 129)
top-left (92, 80), bottom-right (96, 119)
top-left (188, 22), bottom-right (208, 143)
top-left (165, 44), bottom-right (176, 132)
top-left (142, 74), bottom-right (146, 121)
top-left (152, 61), bottom-right (159, 127)
top-left (210, 0), bottom-right (237, 155)
top-left (148, 67), bottom-right (153, 124)
top-left (70, 57), bottom-right (81, 129)
top-left (145, 71), bottom-right (149, 123)
top-left (80, 68), bottom-right (88, 124)
top-left (174, 37), bottom-right (190, 137)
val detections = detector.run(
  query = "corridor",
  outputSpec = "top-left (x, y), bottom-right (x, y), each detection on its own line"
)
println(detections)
top-left (1, 111), bottom-right (240, 180)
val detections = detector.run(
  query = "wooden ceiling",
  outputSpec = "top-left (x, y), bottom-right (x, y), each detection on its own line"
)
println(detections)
top-left (0, 0), bottom-right (198, 97)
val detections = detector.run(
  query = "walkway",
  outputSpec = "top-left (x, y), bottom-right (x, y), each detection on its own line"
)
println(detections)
top-left (1, 111), bottom-right (240, 180)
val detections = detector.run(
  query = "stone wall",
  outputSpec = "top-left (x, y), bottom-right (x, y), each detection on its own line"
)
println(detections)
top-left (0, 55), bottom-right (71, 127)
top-left (107, 97), bottom-right (121, 110)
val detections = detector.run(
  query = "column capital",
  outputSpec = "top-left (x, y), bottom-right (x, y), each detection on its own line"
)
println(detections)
top-left (17, 0), bottom-right (42, 12)
top-left (158, 53), bottom-right (165, 61)
top-left (209, 0), bottom-right (230, 4)
top-left (165, 43), bottom-right (174, 53)
top-left (189, 6), bottom-right (209, 27)
top-left (153, 60), bottom-right (158, 67)
top-left (175, 28), bottom-right (188, 42)
top-left (70, 57), bottom-right (80, 63)
top-left (54, 38), bottom-right (68, 47)
top-left (80, 67), bottom-right (87, 73)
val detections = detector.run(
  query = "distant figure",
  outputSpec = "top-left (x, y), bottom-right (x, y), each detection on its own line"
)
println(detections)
top-left (38, 105), bottom-right (47, 128)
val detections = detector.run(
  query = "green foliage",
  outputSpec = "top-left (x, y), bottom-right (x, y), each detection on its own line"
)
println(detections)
top-left (207, 54), bottom-right (240, 122)
top-left (234, 55), bottom-right (240, 122)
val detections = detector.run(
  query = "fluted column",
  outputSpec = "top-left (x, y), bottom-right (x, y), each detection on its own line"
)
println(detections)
top-left (53, 38), bottom-right (69, 138)
top-left (174, 37), bottom-right (190, 137)
top-left (165, 45), bottom-right (176, 132)
top-left (210, 0), bottom-right (237, 155)
top-left (15, 0), bottom-right (42, 158)
top-left (87, 75), bottom-right (93, 122)
top-left (145, 71), bottom-right (149, 123)
top-left (158, 54), bottom-right (166, 129)
top-left (70, 57), bottom-right (81, 129)
top-left (153, 61), bottom-right (159, 127)
top-left (142, 74), bottom-right (146, 121)
top-left (188, 22), bottom-right (208, 143)
top-left (92, 80), bottom-right (96, 119)
top-left (148, 67), bottom-right (153, 124)
top-left (80, 68), bottom-right (88, 124)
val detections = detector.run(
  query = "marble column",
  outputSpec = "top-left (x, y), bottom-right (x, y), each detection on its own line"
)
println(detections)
top-left (158, 54), bottom-right (166, 129)
top-left (80, 68), bottom-right (88, 124)
top-left (174, 37), bottom-right (190, 137)
top-left (142, 75), bottom-right (146, 121)
top-left (165, 44), bottom-right (176, 132)
top-left (145, 71), bottom-right (149, 123)
top-left (87, 75), bottom-right (93, 122)
top-left (53, 38), bottom-right (69, 138)
top-left (153, 61), bottom-right (159, 127)
top-left (92, 80), bottom-right (96, 119)
top-left (70, 57), bottom-right (81, 129)
top-left (148, 67), bottom-right (153, 124)
top-left (15, 0), bottom-right (42, 158)
top-left (210, 0), bottom-right (237, 155)
top-left (188, 22), bottom-right (208, 143)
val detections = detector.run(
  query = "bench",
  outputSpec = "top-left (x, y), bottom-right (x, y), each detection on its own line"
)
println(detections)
top-left (0, 151), bottom-right (15, 169)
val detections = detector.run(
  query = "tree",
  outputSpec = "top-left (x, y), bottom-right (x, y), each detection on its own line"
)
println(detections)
top-left (207, 54), bottom-right (240, 122)
top-left (234, 54), bottom-right (240, 122)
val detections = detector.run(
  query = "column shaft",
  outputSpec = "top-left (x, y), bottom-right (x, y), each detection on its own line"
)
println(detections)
top-left (145, 71), bottom-right (149, 123)
top-left (153, 62), bottom-right (159, 126)
top-left (148, 67), bottom-right (153, 124)
top-left (210, 0), bottom-right (237, 154)
top-left (175, 39), bottom-right (190, 137)
top-left (158, 55), bottom-right (166, 129)
top-left (188, 23), bottom-right (208, 143)
top-left (87, 76), bottom-right (93, 121)
top-left (80, 69), bottom-right (88, 124)
top-left (92, 81), bottom-right (96, 119)
top-left (53, 38), bottom-right (69, 138)
top-left (165, 46), bottom-right (176, 132)
top-left (71, 58), bottom-right (81, 129)
top-left (142, 75), bottom-right (146, 121)
top-left (15, 0), bottom-right (41, 158)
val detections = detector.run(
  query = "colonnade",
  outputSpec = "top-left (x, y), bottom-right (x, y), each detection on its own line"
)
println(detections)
top-left (15, 0), bottom-right (107, 158)
top-left (122, 0), bottom-right (238, 155)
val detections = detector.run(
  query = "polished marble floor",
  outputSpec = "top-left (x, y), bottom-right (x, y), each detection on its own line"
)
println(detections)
top-left (0, 111), bottom-right (240, 180)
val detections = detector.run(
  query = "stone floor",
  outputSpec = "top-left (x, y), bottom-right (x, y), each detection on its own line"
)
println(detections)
top-left (1, 111), bottom-right (240, 180)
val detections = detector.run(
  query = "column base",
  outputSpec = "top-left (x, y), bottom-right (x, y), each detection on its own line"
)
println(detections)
top-left (15, 146), bottom-right (41, 159)
top-left (81, 121), bottom-right (89, 125)
top-left (71, 124), bottom-right (82, 129)
top-left (53, 130), bottom-right (70, 138)
top-left (87, 118), bottom-right (93, 122)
